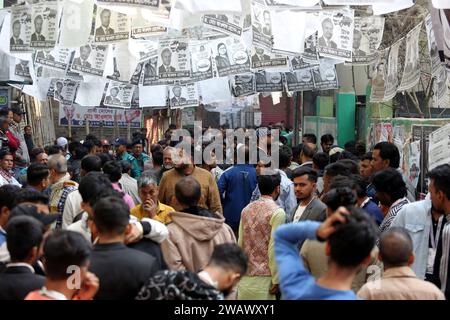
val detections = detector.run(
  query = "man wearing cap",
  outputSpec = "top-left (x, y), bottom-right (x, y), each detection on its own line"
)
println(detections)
top-left (115, 138), bottom-right (140, 178)
top-left (56, 137), bottom-right (70, 161)
top-left (9, 106), bottom-right (30, 165)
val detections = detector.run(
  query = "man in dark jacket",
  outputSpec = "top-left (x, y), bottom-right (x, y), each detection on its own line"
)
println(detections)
top-left (89, 196), bottom-right (159, 300)
top-left (0, 216), bottom-right (45, 300)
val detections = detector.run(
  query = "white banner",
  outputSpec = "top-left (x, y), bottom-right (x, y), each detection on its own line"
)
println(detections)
top-left (429, 123), bottom-right (450, 170)
top-left (94, 6), bottom-right (130, 43)
top-left (398, 22), bottom-right (423, 91)
top-left (351, 16), bottom-right (385, 66)
top-left (30, 2), bottom-right (59, 49)
top-left (384, 39), bottom-right (402, 101)
top-left (255, 70), bottom-right (284, 92)
top-left (425, 14), bottom-right (442, 76)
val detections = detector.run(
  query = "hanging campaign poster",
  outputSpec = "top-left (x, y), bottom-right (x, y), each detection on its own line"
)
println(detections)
top-left (285, 68), bottom-right (315, 91)
top-left (312, 60), bottom-right (338, 90)
top-left (10, 4), bottom-right (32, 53)
top-left (157, 37), bottom-right (191, 79)
top-left (230, 73), bottom-right (256, 97)
top-left (425, 14), bottom-right (442, 76)
top-left (103, 81), bottom-right (135, 107)
top-left (190, 40), bottom-right (214, 82)
top-left (70, 43), bottom-right (108, 77)
top-left (168, 83), bottom-right (199, 108)
top-left (351, 16), bottom-right (385, 65)
top-left (384, 39), bottom-right (402, 101)
top-left (250, 46), bottom-right (287, 70)
top-left (30, 2), bottom-right (59, 49)
top-left (370, 48), bottom-right (388, 102)
top-left (202, 14), bottom-right (243, 38)
top-left (211, 37), bottom-right (250, 77)
top-left (317, 8), bottom-right (354, 62)
top-left (53, 79), bottom-right (79, 104)
top-left (255, 71), bottom-right (284, 92)
top-left (94, 6), bottom-right (130, 43)
top-left (251, 0), bottom-right (273, 50)
top-left (429, 123), bottom-right (450, 170)
top-left (398, 22), bottom-right (423, 91)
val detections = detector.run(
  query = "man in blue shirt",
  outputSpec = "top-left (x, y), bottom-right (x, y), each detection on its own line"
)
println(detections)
top-left (274, 206), bottom-right (377, 300)
top-left (353, 174), bottom-right (384, 225)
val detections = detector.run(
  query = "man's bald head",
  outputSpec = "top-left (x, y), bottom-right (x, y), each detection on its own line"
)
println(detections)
top-left (379, 227), bottom-right (413, 269)
top-left (301, 142), bottom-right (317, 160)
top-left (175, 176), bottom-right (201, 208)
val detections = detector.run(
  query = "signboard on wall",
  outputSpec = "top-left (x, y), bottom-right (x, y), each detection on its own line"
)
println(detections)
top-left (0, 86), bottom-right (11, 109)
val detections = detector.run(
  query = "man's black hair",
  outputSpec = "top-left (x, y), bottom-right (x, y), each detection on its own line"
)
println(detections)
top-left (428, 164), bottom-right (450, 200)
top-left (47, 145), bottom-right (62, 156)
top-left (103, 160), bottom-right (122, 183)
top-left (301, 143), bottom-right (316, 159)
top-left (321, 134), bottom-right (334, 144)
top-left (152, 150), bottom-right (164, 167)
top-left (120, 160), bottom-right (131, 174)
top-left (30, 148), bottom-right (46, 162)
top-left (26, 163), bottom-right (49, 186)
top-left (257, 171), bottom-right (281, 196)
top-left (324, 162), bottom-right (352, 178)
top-left (0, 185), bottom-right (21, 211)
top-left (303, 133), bottom-right (317, 144)
top-left (313, 152), bottom-right (329, 170)
top-left (379, 227), bottom-right (413, 268)
top-left (323, 186), bottom-right (357, 212)
top-left (279, 145), bottom-right (292, 169)
top-left (328, 207), bottom-right (378, 268)
top-left (43, 230), bottom-right (91, 280)
top-left (360, 152), bottom-right (372, 162)
top-left (97, 152), bottom-right (114, 167)
top-left (372, 168), bottom-right (406, 202)
top-left (78, 172), bottom-right (115, 206)
top-left (15, 189), bottom-right (49, 205)
top-left (83, 140), bottom-right (96, 153)
top-left (209, 243), bottom-right (248, 275)
top-left (344, 140), bottom-right (356, 155)
top-left (337, 159), bottom-right (359, 175)
top-left (6, 216), bottom-right (44, 262)
top-left (68, 141), bottom-right (82, 154)
top-left (175, 176), bottom-right (201, 207)
top-left (72, 145), bottom-right (88, 161)
top-left (132, 140), bottom-right (143, 147)
top-left (373, 142), bottom-right (400, 169)
top-left (329, 175), bottom-right (357, 191)
top-left (291, 144), bottom-right (302, 163)
top-left (292, 166), bottom-right (318, 183)
top-left (0, 150), bottom-right (12, 159)
top-left (352, 174), bottom-right (368, 198)
top-left (81, 155), bottom-right (102, 173)
top-left (93, 196), bottom-right (130, 235)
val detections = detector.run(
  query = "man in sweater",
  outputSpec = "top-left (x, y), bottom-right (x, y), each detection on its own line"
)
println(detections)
top-left (238, 170), bottom-right (285, 300)
top-left (275, 206), bottom-right (377, 299)
top-left (159, 142), bottom-right (222, 214)
top-left (89, 196), bottom-right (160, 300)
top-left (161, 177), bottom-right (235, 272)
top-left (358, 227), bottom-right (445, 300)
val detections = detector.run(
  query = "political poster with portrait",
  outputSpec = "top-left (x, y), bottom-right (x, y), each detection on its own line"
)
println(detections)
top-left (428, 123), bottom-right (450, 171)
top-left (103, 81), bottom-right (135, 108)
top-left (211, 37), bottom-right (250, 77)
top-left (96, 0), bottom-right (160, 8)
top-left (71, 44), bottom-right (108, 77)
top-left (290, 56), bottom-right (317, 71)
top-left (130, 12), bottom-right (167, 38)
top-left (94, 7), bottom-right (130, 43)
top-left (168, 83), bottom-right (199, 108)
top-left (301, 33), bottom-right (319, 64)
top-left (250, 46), bottom-right (287, 70)
top-left (202, 14), bottom-right (244, 38)
top-left (30, 2), bottom-right (59, 49)
top-left (398, 22), bottom-right (423, 91)
top-left (10, 58), bottom-right (32, 81)
top-left (285, 68), bottom-right (315, 92)
top-left (425, 14), bottom-right (441, 76)
top-left (34, 47), bottom-right (72, 72)
top-left (311, 60), bottom-right (338, 90)
top-left (384, 39), bottom-right (402, 101)
top-left (105, 43), bottom-right (140, 83)
top-left (251, 0), bottom-right (273, 50)
top-left (190, 40), bottom-right (214, 82)
top-left (255, 71), bottom-right (284, 92)
top-left (10, 5), bottom-right (32, 53)
top-left (59, 104), bottom-right (142, 127)
top-left (317, 8), bottom-right (354, 62)
top-left (157, 37), bottom-right (191, 80)
top-left (351, 16), bottom-right (385, 65)
top-left (407, 140), bottom-right (421, 189)
top-left (434, 66), bottom-right (448, 106)
top-left (370, 48), bottom-right (388, 102)
top-left (53, 79), bottom-right (79, 104)
top-left (141, 57), bottom-right (160, 85)
top-left (129, 62), bottom-right (144, 85)
top-left (230, 73), bottom-right (256, 97)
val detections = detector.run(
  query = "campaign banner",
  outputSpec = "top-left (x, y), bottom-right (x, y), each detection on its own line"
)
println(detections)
top-left (285, 68), bottom-right (315, 91)
top-left (250, 46), bottom-right (288, 70)
top-left (168, 83), bottom-right (199, 108)
top-left (70, 43), bottom-right (108, 77)
top-left (157, 37), bottom-right (191, 79)
top-left (351, 16), bottom-right (385, 65)
top-left (230, 73), bottom-right (256, 97)
top-left (384, 39), bottom-right (402, 101)
top-left (30, 2), bottom-right (59, 49)
top-left (255, 71), bottom-right (284, 92)
top-left (211, 37), bottom-right (250, 77)
top-left (398, 22), bottom-right (423, 91)
top-left (312, 60), bottom-right (338, 90)
top-left (370, 47), bottom-right (389, 102)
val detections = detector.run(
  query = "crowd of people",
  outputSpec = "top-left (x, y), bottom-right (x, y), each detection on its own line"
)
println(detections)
top-left (0, 111), bottom-right (449, 300)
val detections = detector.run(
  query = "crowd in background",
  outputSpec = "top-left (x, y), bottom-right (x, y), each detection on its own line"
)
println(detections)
top-left (0, 106), bottom-right (449, 300)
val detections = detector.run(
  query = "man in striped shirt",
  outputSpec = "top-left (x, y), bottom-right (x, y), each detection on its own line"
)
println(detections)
top-left (372, 168), bottom-right (409, 234)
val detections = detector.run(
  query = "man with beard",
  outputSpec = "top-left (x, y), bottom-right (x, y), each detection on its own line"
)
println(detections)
top-left (392, 164), bottom-right (450, 298)
top-left (136, 244), bottom-right (247, 300)
top-left (158, 142), bottom-right (222, 215)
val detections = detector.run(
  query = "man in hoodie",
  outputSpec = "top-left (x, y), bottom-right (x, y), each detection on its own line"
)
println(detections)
top-left (161, 176), bottom-right (236, 272)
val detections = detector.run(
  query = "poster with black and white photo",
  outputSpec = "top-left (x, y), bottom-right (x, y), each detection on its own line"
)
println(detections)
top-left (290, 56), bottom-right (317, 71)
top-left (30, 2), bottom-right (59, 49)
top-left (425, 14), bottom-right (441, 76)
top-left (94, 7), bottom-right (130, 43)
top-left (251, 0), bottom-right (273, 50)
top-left (211, 37), bottom-right (250, 77)
top-left (384, 39), bottom-right (402, 101)
top-left (53, 79), bottom-right (79, 104)
top-left (129, 62), bottom-right (144, 85)
top-left (10, 5), bottom-right (32, 52)
top-left (168, 83), bottom-right (199, 108)
top-left (11, 58), bottom-right (32, 80)
top-left (157, 37), bottom-right (191, 79)
top-left (190, 40), bottom-right (214, 82)
top-left (96, 0), bottom-right (160, 8)
top-left (434, 66), bottom-right (448, 106)
top-left (141, 57), bottom-right (160, 85)
top-left (255, 70), bottom-right (284, 92)
top-left (130, 13), bottom-right (167, 38)
top-left (71, 44), bottom-right (108, 77)
top-left (311, 60), bottom-right (338, 90)
top-left (285, 68), bottom-right (315, 91)
top-left (230, 74), bottom-right (256, 97)
top-left (263, 0), bottom-right (320, 9)
top-left (202, 14), bottom-right (243, 38)
top-left (301, 33), bottom-right (319, 64)
top-left (105, 43), bottom-right (140, 83)
top-left (34, 47), bottom-right (71, 72)
top-left (370, 48), bottom-right (388, 102)
top-left (129, 39), bottom-right (159, 63)
top-left (103, 81), bottom-right (135, 107)
top-left (317, 8), bottom-right (354, 62)
top-left (398, 22), bottom-right (422, 91)
top-left (351, 16), bottom-right (385, 65)
top-left (250, 46), bottom-right (287, 70)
